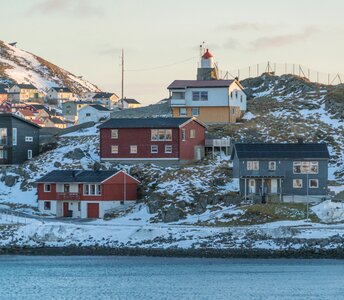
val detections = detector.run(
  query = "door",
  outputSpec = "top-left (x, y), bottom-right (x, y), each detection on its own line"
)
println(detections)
top-left (248, 179), bottom-right (256, 194)
top-left (271, 179), bottom-right (278, 193)
top-left (195, 147), bottom-right (202, 160)
top-left (63, 202), bottom-right (69, 217)
top-left (87, 203), bottom-right (99, 218)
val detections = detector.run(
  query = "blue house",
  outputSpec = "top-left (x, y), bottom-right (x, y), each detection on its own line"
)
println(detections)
top-left (231, 143), bottom-right (330, 202)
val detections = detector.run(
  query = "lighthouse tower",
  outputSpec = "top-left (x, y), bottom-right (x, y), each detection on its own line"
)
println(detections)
top-left (197, 49), bottom-right (219, 80)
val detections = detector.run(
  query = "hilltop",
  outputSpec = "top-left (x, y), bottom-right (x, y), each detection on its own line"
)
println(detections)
top-left (0, 40), bottom-right (100, 95)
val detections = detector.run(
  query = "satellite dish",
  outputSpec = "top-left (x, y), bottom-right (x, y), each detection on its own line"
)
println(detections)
top-left (9, 42), bottom-right (17, 47)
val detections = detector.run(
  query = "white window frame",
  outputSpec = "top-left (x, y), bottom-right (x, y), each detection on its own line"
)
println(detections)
top-left (182, 129), bottom-right (186, 141)
top-left (83, 184), bottom-right (101, 196)
top-left (191, 107), bottom-right (199, 116)
top-left (0, 150), bottom-right (6, 159)
top-left (151, 129), bottom-right (172, 141)
top-left (130, 145), bottom-right (137, 154)
top-left (111, 129), bottom-right (118, 139)
top-left (44, 201), bottom-right (51, 210)
top-left (293, 179), bottom-right (303, 189)
top-left (268, 161), bottom-right (276, 171)
top-left (309, 179), bottom-right (319, 189)
top-left (192, 91), bottom-right (200, 101)
top-left (12, 128), bottom-right (17, 146)
top-left (111, 145), bottom-right (118, 154)
top-left (200, 91), bottom-right (208, 101)
top-left (27, 149), bottom-right (32, 159)
top-left (293, 161), bottom-right (319, 174)
top-left (25, 136), bottom-right (33, 142)
top-left (247, 161), bottom-right (259, 171)
top-left (190, 129), bottom-right (196, 139)
top-left (151, 145), bottom-right (158, 154)
top-left (179, 108), bottom-right (187, 116)
top-left (44, 184), bottom-right (51, 192)
top-left (165, 145), bottom-right (172, 154)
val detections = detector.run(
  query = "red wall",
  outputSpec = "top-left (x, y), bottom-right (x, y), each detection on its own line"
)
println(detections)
top-left (179, 121), bottom-right (205, 160)
top-left (37, 172), bottom-right (139, 202)
top-left (100, 128), bottom-right (179, 159)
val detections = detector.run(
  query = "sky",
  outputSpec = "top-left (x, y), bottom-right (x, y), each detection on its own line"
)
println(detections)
top-left (1, 0), bottom-right (344, 105)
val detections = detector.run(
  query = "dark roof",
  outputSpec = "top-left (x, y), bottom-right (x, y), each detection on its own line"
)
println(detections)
top-left (50, 117), bottom-right (65, 124)
top-left (93, 92), bottom-right (116, 99)
top-left (99, 117), bottom-right (202, 129)
top-left (89, 104), bottom-right (111, 111)
top-left (0, 113), bottom-right (41, 128)
top-left (51, 87), bottom-right (72, 93)
top-left (232, 143), bottom-right (330, 159)
top-left (122, 98), bottom-right (140, 104)
top-left (36, 170), bottom-right (118, 183)
top-left (14, 84), bottom-right (37, 90)
top-left (168, 80), bottom-right (234, 89)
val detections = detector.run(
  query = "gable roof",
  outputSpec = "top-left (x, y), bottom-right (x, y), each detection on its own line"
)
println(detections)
top-left (122, 98), bottom-right (140, 104)
top-left (51, 87), bottom-right (72, 93)
top-left (36, 170), bottom-right (137, 183)
top-left (49, 117), bottom-right (65, 124)
top-left (98, 117), bottom-right (206, 129)
top-left (168, 80), bottom-right (234, 89)
top-left (17, 109), bottom-right (36, 117)
top-left (13, 84), bottom-right (37, 90)
top-left (93, 92), bottom-right (117, 99)
top-left (88, 104), bottom-right (111, 111)
top-left (232, 143), bottom-right (330, 160)
top-left (0, 113), bottom-right (41, 128)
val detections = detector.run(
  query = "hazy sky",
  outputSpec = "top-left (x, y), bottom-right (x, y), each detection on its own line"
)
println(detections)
top-left (1, 0), bottom-right (344, 104)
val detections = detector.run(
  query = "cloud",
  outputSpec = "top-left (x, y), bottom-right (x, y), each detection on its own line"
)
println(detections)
top-left (219, 22), bottom-right (277, 31)
top-left (249, 27), bottom-right (318, 50)
top-left (223, 38), bottom-right (241, 50)
top-left (31, 0), bottom-right (103, 17)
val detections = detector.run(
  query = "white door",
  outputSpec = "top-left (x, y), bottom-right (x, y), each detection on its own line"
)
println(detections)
top-left (271, 179), bottom-right (278, 193)
top-left (195, 147), bottom-right (202, 160)
top-left (248, 179), bottom-right (256, 193)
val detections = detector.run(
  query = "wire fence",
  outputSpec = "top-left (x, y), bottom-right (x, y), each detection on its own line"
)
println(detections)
top-left (0, 212), bottom-right (28, 225)
top-left (221, 62), bottom-right (343, 85)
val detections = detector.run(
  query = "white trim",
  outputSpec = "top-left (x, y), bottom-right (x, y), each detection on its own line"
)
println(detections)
top-left (101, 170), bottom-right (141, 184)
top-left (178, 117), bottom-right (207, 129)
top-left (101, 157), bottom-right (179, 161)
top-left (44, 184), bottom-right (51, 192)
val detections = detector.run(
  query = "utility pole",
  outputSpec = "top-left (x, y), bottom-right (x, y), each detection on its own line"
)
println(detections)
top-left (121, 48), bottom-right (124, 108)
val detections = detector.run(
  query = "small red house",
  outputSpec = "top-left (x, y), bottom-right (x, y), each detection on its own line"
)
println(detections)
top-left (99, 117), bottom-right (207, 164)
top-left (36, 170), bottom-right (140, 218)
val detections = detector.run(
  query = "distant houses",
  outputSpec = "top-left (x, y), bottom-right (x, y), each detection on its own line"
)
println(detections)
top-left (99, 117), bottom-right (207, 165)
top-left (120, 98), bottom-right (141, 109)
top-left (8, 84), bottom-right (41, 103)
top-left (0, 113), bottom-right (40, 164)
top-left (93, 92), bottom-right (119, 110)
top-left (62, 101), bottom-right (92, 123)
top-left (36, 170), bottom-right (140, 218)
top-left (231, 143), bottom-right (330, 203)
top-left (77, 104), bottom-right (111, 124)
top-left (168, 49), bottom-right (247, 124)
top-left (46, 87), bottom-right (75, 106)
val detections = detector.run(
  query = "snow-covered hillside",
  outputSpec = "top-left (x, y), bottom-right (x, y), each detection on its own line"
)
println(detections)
top-left (0, 40), bottom-right (100, 95)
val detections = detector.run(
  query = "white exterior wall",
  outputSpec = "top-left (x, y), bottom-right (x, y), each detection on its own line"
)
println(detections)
top-left (38, 200), bottom-right (58, 215)
top-left (56, 184), bottom-right (79, 193)
top-left (80, 200), bottom-right (135, 218)
top-left (77, 106), bottom-right (110, 124)
top-left (184, 87), bottom-right (229, 106)
top-left (228, 82), bottom-right (247, 111)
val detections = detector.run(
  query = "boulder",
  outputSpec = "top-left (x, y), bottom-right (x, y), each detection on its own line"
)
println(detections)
top-left (3, 175), bottom-right (19, 187)
top-left (64, 148), bottom-right (85, 160)
top-left (92, 162), bottom-right (102, 172)
top-left (54, 161), bottom-right (62, 168)
top-left (159, 204), bottom-right (185, 223)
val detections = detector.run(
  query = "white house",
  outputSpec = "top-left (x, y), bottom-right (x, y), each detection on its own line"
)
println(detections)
top-left (46, 87), bottom-right (75, 107)
top-left (120, 98), bottom-right (141, 109)
top-left (169, 49), bottom-right (247, 124)
top-left (77, 104), bottom-right (111, 124)
top-left (93, 92), bottom-right (119, 110)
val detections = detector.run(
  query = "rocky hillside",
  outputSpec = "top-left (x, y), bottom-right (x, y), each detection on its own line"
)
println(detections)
top-left (209, 73), bottom-right (344, 182)
top-left (0, 40), bottom-right (100, 95)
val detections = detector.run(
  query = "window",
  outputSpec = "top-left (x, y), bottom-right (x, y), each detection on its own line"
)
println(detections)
top-left (190, 129), bottom-right (196, 139)
top-left (172, 92), bottom-right (185, 99)
top-left (25, 136), bottom-right (33, 142)
top-left (309, 179), bottom-right (319, 188)
top-left (44, 184), bottom-right (51, 192)
top-left (130, 145), bottom-right (137, 154)
top-left (293, 161), bottom-right (318, 174)
top-left (111, 145), bottom-right (118, 154)
top-left (44, 201), bottom-right (51, 210)
top-left (64, 184), bottom-right (70, 193)
top-left (179, 108), bottom-right (187, 116)
top-left (231, 108), bottom-right (236, 114)
top-left (268, 161), bottom-right (276, 171)
top-left (27, 149), bottom-right (32, 159)
top-left (200, 91), bottom-right (208, 101)
top-left (0, 150), bottom-right (7, 159)
top-left (293, 179), bottom-right (303, 188)
top-left (0, 128), bottom-right (7, 145)
top-left (12, 128), bottom-right (17, 146)
top-left (111, 129), bottom-right (118, 139)
top-left (182, 129), bottom-right (186, 141)
top-left (247, 161), bottom-right (259, 171)
top-left (151, 129), bottom-right (172, 141)
top-left (191, 107), bottom-right (200, 116)
top-left (78, 202), bottom-right (81, 211)
top-left (151, 145), bottom-right (158, 154)
top-left (235, 91), bottom-right (238, 98)
top-left (192, 92), bottom-right (200, 101)
top-left (83, 184), bottom-right (101, 195)
top-left (240, 95), bottom-right (243, 102)
top-left (86, 113), bottom-right (91, 117)
top-left (165, 145), bottom-right (172, 153)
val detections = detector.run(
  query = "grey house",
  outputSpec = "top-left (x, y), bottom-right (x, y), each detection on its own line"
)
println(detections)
top-left (231, 143), bottom-right (330, 202)
top-left (0, 113), bottom-right (40, 164)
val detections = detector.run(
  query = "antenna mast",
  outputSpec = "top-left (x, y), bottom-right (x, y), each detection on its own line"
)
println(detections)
top-left (121, 49), bottom-right (124, 104)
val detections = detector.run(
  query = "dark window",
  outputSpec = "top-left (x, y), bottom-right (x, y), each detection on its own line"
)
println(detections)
top-left (44, 201), bottom-right (51, 210)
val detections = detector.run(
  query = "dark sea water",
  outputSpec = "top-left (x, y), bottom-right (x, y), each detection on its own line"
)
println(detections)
top-left (0, 256), bottom-right (343, 300)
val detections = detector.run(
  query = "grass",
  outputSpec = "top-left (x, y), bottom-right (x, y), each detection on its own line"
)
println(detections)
top-left (201, 203), bottom-right (320, 227)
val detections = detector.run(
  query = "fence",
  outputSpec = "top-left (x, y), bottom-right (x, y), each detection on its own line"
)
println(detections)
top-left (0, 212), bottom-right (28, 225)
top-left (221, 62), bottom-right (343, 85)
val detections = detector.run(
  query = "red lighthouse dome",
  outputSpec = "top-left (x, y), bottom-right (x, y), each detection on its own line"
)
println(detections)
top-left (202, 49), bottom-right (213, 59)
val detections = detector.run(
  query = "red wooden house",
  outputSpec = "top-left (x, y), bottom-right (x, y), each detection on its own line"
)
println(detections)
top-left (37, 170), bottom-right (140, 218)
top-left (99, 117), bottom-right (207, 165)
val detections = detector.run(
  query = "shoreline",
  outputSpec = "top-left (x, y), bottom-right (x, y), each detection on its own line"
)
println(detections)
top-left (1, 247), bottom-right (344, 259)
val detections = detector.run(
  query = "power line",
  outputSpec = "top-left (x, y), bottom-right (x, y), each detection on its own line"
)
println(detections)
top-left (125, 56), bottom-right (197, 72)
